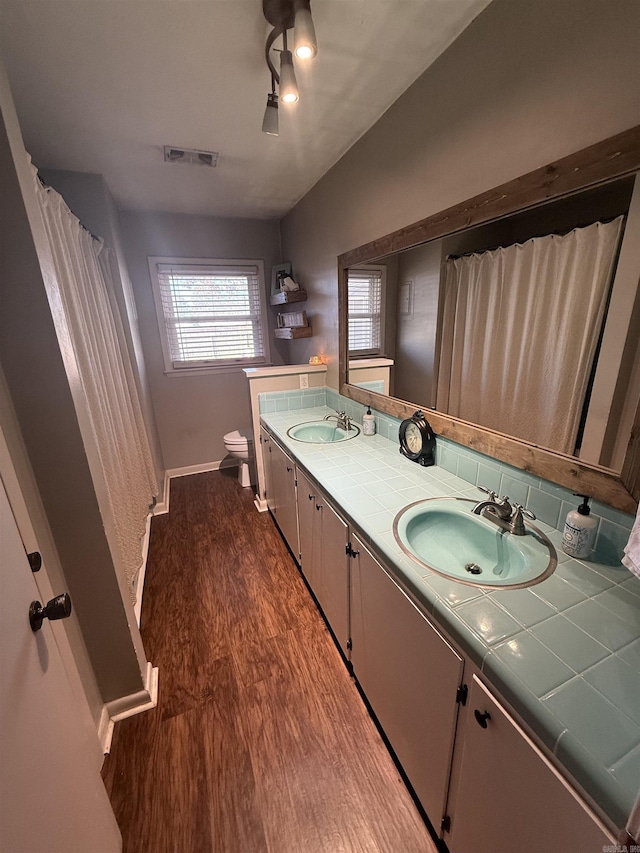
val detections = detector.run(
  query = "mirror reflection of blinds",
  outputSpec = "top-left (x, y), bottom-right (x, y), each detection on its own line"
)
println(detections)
top-left (348, 268), bottom-right (382, 354)
top-left (156, 263), bottom-right (266, 367)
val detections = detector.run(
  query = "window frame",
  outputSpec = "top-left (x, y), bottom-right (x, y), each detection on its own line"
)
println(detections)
top-left (347, 264), bottom-right (386, 357)
top-left (148, 256), bottom-right (271, 375)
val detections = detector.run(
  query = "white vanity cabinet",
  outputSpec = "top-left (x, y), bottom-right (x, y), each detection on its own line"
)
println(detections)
top-left (260, 428), bottom-right (299, 559)
top-left (297, 467), bottom-right (350, 655)
top-left (349, 532), bottom-right (465, 830)
top-left (260, 423), bottom-right (621, 847)
top-left (447, 675), bottom-right (614, 853)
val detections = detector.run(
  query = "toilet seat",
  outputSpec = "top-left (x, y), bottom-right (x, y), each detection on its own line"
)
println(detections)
top-left (223, 429), bottom-right (251, 446)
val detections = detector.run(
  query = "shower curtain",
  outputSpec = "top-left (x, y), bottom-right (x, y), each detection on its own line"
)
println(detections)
top-left (33, 167), bottom-right (158, 603)
top-left (436, 217), bottom-right (624, 454)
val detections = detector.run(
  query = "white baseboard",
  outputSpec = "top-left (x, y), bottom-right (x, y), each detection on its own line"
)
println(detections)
top-left (254, 495), bottom-right (268, 512)
top-left (166, 459), bottom-right (231, 479)
top-left (99, 662), bottom-right (159, 754)
top-left (153, 470), bottom-right (171, 515)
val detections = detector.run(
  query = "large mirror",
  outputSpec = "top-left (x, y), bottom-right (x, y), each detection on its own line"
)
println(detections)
top-left (339, 126), bottom-right (640, 513)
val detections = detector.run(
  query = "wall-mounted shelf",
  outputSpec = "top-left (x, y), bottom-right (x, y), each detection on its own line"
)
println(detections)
top-left (273, 325), bottom-right (313, 340)
top-left (270, 290), bottom-right (307, 306)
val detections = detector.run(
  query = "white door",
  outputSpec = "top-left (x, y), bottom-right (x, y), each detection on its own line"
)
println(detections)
top-left (0, 476), bottom-right (121, 853)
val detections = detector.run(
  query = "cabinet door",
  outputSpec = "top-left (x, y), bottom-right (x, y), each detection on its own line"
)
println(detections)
top-left (350, 533), bottom-right (464, 829)
top-left (448, 676), bottom-right (614, 853)
top-left (267, 437), bottom-right (299, 559)
top-left (297, 467), bottom-right (320, 590)
top-left (295, 469), bottom-right (349, 655)
top-left (315, 496), bottom-right (349, 654)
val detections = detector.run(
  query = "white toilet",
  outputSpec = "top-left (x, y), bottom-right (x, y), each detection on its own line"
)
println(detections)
top-left (223, 428), bottom-right (253, 488)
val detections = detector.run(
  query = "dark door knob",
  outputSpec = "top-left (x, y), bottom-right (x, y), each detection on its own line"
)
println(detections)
top-left (29, 593), bottom-right (72, 632)
top-left (474, 709), bottom-right (491, 729)
top-left (27, 551), bottom-right (42, 573)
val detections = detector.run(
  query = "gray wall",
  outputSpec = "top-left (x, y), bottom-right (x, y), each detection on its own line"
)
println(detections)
top-left (0, 97), bottom-right (147, 706)
top-left (395, 241), bottom-right (443, 406)
top-left (280, 0), bottom-right (640, 388)
top-left (39, 168), bottom-right (165, 490)
top-left (120, 211), bottom-right (282, 469)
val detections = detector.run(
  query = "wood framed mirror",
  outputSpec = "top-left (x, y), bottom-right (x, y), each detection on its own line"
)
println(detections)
top-left (338, 126), bottom-right (640, 514)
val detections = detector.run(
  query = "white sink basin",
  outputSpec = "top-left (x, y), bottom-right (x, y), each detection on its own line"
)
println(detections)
top-left (287, 420), bottom-right (360, 443)
top-left (393, 497), bottom-right (556, 589)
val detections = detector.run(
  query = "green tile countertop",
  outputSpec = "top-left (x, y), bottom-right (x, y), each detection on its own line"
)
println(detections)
top-left (260, 406), bottom-right (640, 832)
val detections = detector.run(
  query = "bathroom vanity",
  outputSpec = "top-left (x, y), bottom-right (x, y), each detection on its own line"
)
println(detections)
top-left (259, 402), bottom-right (639, 851)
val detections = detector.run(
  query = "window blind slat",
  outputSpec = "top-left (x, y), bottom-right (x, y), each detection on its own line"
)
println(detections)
top-left (348, 268), bottom-right (382, 353)
top-left (155, 262), bottom-right (266, 366)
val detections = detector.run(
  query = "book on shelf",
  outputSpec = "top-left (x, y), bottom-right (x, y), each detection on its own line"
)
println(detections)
top-left (277, 310), bottom-right (308, 329)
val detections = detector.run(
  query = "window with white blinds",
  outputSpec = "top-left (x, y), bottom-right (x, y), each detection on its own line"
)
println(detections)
top-left (149, 258), bottom-right (269, 371)
top-left (348, 266), bottom-right (384, 355)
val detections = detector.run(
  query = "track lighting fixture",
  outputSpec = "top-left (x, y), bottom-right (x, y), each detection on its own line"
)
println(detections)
top-left (261, 0), bottom-right (317, 134)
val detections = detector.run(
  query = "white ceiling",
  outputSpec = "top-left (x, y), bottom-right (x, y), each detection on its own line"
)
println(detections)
top-left (0, 0), bottom-right (490, 219)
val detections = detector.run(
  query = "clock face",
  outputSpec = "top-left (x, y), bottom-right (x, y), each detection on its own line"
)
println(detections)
top-left (400, 411), bottom-right (436, 467)
top-left (405, 422), bottom-right (423, 454)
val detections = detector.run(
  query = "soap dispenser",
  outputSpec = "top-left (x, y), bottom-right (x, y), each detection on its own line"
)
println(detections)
top-left (362, 406), bottom-right (376, 436)
top-left (562, 494), bottom-right (597, 559)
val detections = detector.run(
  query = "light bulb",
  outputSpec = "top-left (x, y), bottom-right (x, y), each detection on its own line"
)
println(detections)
top-left (279, 49), bottom-right (299, 104)
top-left (294, 6), bottom-right (317, 59)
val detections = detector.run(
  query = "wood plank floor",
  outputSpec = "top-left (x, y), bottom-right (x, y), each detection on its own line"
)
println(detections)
top-left (102, 470), bottom-right (438, 853)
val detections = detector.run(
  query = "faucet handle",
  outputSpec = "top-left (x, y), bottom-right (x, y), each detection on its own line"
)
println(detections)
top-left (512, 503), bottom-right (536, 520)
top-left (509, 503), bottom-right (536, 535)
top-left (478, 485), bottom-right (499, 501)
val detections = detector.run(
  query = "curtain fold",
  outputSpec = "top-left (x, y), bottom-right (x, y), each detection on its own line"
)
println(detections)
top-left (437, 217), bottom-right (624, 454)
top-left (33, 168), bottom-right (158, 603)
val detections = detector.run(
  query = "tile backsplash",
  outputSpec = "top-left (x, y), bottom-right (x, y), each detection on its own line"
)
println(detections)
top-left (259, 386), bottom-right (635, 561)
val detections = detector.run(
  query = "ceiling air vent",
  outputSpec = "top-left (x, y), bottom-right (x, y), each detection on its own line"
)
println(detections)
top-left (163, 147), bottom-right (219, 167)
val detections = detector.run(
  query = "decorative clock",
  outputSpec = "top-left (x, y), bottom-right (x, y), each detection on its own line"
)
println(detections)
top-left (399, 410), bottom-right (436, 466)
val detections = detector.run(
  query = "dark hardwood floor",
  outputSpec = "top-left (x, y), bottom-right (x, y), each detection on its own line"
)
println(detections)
top-left (102, 470), bottom-right (437, 853)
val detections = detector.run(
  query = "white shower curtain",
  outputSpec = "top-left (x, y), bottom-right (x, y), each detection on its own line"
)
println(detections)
top-left (437, 217), bottom-right (624, 454)
top-left (33, 169), bottom-right (158, 602)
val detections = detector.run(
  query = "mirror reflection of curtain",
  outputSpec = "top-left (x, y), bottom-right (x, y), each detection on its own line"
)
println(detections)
top-left (33, 168), bottom-right (158, 603)
top-left (437, 217), bottom-right (624, 454)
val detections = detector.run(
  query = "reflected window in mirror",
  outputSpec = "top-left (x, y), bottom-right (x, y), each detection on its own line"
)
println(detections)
top-left (347, 265), bottom-right (386, 357)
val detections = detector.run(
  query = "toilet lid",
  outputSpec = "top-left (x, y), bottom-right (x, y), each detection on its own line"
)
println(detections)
top-left (224, 428), bottom-right (252, 444)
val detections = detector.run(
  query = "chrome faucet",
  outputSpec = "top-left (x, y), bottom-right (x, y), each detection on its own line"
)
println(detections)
top-left (324, 410), bottom-right (352, 431)
top-left (472, 486), bottom-right (535, 536)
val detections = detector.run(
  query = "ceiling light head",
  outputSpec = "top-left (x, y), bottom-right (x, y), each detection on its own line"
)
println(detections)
top-left (294, 2), bottom-right (317, 59)
top-left (262, 92), bottom-right (279, 136)
top-left (279, 49), bottom-right (299, 104)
